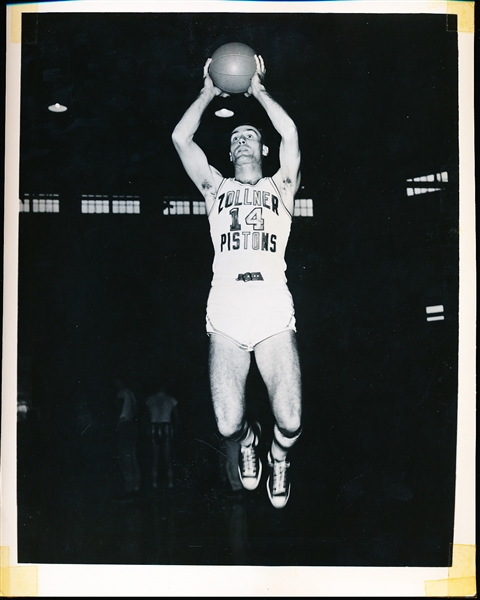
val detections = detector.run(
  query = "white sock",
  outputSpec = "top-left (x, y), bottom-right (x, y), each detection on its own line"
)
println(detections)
top-left (240, 425), bottom-right (254, 447)
top-left (271, 424), bottom-right (302, 461)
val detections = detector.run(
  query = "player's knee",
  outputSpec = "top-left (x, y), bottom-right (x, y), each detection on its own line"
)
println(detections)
top-left (219, 419), bottom-right (247, 442)
top-left (276, 421), bottom-right (302, 439)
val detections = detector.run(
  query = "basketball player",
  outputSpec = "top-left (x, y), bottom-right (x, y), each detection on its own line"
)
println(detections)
top-left (172, 55), bottom-right (302, 509)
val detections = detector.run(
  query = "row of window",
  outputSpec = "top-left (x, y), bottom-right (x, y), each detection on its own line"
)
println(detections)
top-left (19, 196), bottom-right (315, 217)
top-left (407, 171), bottom-right (448, 183)
top-left (20, 197), bottom-right (60, 213)
top-left (81, 200), bottom-right (141, 214)
top-left (405, 171), bottom-right (449, 197)
top-left (426, 304), bottom-right (445, 322)
top-left (406, 187), bottom-right (443, 196)
top-left (164, 199), bottom-right (206, 216)
top-left (20, 171), bottom-right (450, 213)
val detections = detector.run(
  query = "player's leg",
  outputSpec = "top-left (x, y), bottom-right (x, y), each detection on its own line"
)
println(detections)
top-left (161, 422), bottom-right (174, 489)
top-left (224, 438), bottom-right (243, 492)
top-left (151, 422), bottom-right (162, 490)
top-left (209, 333), bottom-right (262, 490)
top-left (254, 329), bottom-right (302, 508)
top-left (209, 333), bottom-right (251, 438)
top-left (254, 329), bottom-right (302, 443)
top-left (114, 419), bottom-right (141, 502)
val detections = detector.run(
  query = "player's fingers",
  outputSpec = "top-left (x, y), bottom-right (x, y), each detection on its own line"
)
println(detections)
top-left (203, 58), bottom-right (212, 76)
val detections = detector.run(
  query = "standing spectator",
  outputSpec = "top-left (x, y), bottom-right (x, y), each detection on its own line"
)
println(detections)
top-left (113, 378), bottom-right (141, 502)
top-left (146, 388), bottom-right (180, 490)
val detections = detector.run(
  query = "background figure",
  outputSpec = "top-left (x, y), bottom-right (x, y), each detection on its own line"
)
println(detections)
top-left (146, 389), bottom-right (179, 490)
top-left (222, 438), bottom-right (243, 496)
top-left (113, 378), bottom-right (141, 502)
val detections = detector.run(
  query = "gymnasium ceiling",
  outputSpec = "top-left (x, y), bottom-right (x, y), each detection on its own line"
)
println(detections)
top-left (19, 11), bottom-right (459, 200)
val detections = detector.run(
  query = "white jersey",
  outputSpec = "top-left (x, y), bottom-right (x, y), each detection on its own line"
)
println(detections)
top-left (146, 392), bottom-right (178, 424)
top-left (207, 177), bottom-right (292, 284)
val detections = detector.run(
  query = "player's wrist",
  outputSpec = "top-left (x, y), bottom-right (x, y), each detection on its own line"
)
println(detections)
top-left (252, 83), bottom-right (267, 98)
top-left (200, 86), bottom-right (217, 101)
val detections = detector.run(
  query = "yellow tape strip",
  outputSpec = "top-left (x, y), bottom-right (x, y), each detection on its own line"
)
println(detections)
top-left (447, 1), bottom-right (475, 33)
top-left (429, 1), bottom-right (475, 33)
top-left (425, 544), bottom-right (477, 597)
top-left (10, 4), bottom-right (38, 44)
top-left (3, 3), bottom-right (475, 596)
top-left (0, 547), bottom-right (38, 597)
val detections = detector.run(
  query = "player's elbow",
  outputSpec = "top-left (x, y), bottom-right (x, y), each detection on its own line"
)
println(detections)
top-left (171, 127), bottom-right (184, 150)
top-left (282, 122), bottom-right (299, 144)
top-left (171, 125), bottom-right (192, 150)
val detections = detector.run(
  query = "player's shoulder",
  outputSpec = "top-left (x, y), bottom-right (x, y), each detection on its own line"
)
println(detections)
top-left (209, 165), bottom-right (224, 186)
top-left (204, 168), bottom-right (227, 214)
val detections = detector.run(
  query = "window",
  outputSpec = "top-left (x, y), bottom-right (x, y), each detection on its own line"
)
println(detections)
top-left (163, 198), bottom-right (194, 215)
top-left (406, 187), bottom-right (443, 196)
top-left (294, 198), bottom-right (314, 217)
top-left (81, 194), bottom-right (110, 214)
top-left (20, 193), bottom-right (59, 213)
top-left (406, 171), bottom-right (448, 196)
top-left (426, 305), bottom-right (445, 322)
top-left (192, 201), bottom-right (207, 215)
top-left (112, 195), bottom-right (140, 214)
top-left (81, 194), bottom-right (141, 214)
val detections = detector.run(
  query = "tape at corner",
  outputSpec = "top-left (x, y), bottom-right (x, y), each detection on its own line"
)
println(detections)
top-left (10, 4), bottom-right (38, 44)
top-left (446, 1), bottom-right (475, 33)
top-left (425, 544), bottom-right (476, 597)
top-left (0, 546), bottom-right (38, 597)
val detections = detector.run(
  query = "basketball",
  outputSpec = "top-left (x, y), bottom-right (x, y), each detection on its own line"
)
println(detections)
top-left (209, 42), bottom-right (257, 94)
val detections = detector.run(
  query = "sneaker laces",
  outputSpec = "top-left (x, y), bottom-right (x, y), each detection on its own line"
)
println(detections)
top-left (271, 459), bottom-right (290, 495)
top-left (240, 442), bottom-right (258, 477)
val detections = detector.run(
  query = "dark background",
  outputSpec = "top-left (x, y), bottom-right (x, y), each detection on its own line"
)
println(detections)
top-left (16, 11), bottom-right (459, 567)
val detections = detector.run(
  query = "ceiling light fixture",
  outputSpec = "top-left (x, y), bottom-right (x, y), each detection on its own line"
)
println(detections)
top-left (215, 108), bottom-right (234, 118)
top-left (48, 102), bottom-right (67, 113)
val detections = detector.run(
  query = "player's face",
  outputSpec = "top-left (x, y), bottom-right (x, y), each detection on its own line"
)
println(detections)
top-left (229, 126), bottom-right (264, 164)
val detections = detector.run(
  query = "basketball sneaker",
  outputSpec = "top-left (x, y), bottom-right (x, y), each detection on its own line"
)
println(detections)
top-left (238, 421), bottom-right (262, 491)
top-left (266, 452), bottom-right (291, 509)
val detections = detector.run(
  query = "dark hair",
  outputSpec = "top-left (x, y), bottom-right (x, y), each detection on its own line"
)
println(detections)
top-left (230, 123), bottom-right (268, 148)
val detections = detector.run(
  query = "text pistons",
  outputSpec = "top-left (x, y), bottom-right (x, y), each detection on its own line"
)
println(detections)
top-left (220, 231), bottom-right (277, 252)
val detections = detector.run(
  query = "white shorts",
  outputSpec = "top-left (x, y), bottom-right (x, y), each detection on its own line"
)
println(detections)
top-left (206, 281), bottom-right (296, 351)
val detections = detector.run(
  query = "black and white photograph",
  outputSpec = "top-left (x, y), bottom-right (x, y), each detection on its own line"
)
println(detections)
top-left (1, 1), bottom-right (475, 596)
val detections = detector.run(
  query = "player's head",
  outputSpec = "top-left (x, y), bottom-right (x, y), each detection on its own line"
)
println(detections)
top-left (229, 123), bottom-right (269, 165)
top-left (232, 123), bottom-right (268, 146)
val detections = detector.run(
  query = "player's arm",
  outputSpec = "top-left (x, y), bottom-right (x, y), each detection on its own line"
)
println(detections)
top-left (172, 59), bottom-right (225, 211)
top-left (247, 55), bottom-right (301, 215)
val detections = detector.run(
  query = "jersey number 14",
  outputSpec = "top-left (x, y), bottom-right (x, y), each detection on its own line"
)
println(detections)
top-left (229, 207), bottom-right (264, 231)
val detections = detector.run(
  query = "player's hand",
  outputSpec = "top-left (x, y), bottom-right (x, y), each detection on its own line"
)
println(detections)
top-left (202, 58), bottom-right (229, 98)
top-left (245, 55), bottom-right (266, 97)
